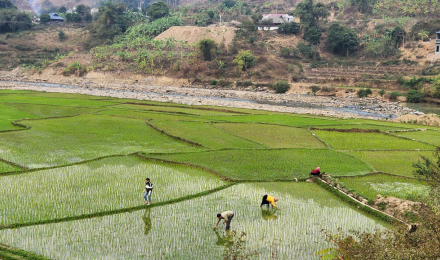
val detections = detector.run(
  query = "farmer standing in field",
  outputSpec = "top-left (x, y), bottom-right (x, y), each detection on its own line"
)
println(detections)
top-left (143, 178), bottom-right (153, 205)
top-left (214, 211), bottom-right (234, 230)
top-left (260, 195), bottom-right (279, 210)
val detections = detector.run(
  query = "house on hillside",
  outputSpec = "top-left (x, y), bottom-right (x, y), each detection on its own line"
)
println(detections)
top-left (258, 14), bottom-right (295, 31)
top-left (49, 13), bottom-right (65, 23)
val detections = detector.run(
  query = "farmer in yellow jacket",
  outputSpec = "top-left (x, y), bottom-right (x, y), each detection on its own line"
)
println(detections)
top-left (260, 195), bottom-right (279, 210)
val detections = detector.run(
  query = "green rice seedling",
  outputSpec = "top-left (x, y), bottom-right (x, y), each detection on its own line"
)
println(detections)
top-left (147, 149), bottom-right (372, 180)
top-left (337, 174), bottom-right (429, 202)
top-left (198, 114), bottom-right (346, 127)
top-left (3, 103), bottom-right (101, 118)
top-left (391, 130), bottom-right (440, 146)
top-left (0, 183), bottom-right (388, 259)
top-left (0, 115), bottom-right (201, 168)
top-left (348, 151), bottom-right (434, 177)
top-left (0, 103), bottom-right (37, 131)
top-left (0, 156), bottom-right (225, 226)
top-left (23, 91), bottom-right (118, 100)
top-left (345, 118), bottom-right (439, 130)
top-left (0, 94), bottom-right (116, 108)
top-left (214, 123), bottom-right (327, 149)
top-left (0, 160), bottom-right (20, 173)
top-left (148, 121), bottom-right (264, 149)
top-left (97, 109), bottom-right (208, 122)
top-left (313, 130), bottom-right (435, 150)
top-left (0, 90), bottom-right (33, 94)
top-left (114, 104), bottom-right (243, 116)
top-left (311, 124), bottom-right (409, 131)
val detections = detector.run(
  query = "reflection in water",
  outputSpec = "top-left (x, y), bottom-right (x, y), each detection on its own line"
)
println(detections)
top-left (261, 208), bottom-right (278, 221)
top-left (214, 230), bottom-right (232, 247)
top-left (142, 208), bottom-right (152, 236)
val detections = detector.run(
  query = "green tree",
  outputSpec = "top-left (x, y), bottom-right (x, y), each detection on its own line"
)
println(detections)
top-left (233, 50), bottom-right (256, 71)
top-left (65, 13), bottom-right (82, 23)
top-left (326, 23), bottom-right (359, 56)
top-left (277, 22), bottom-right (300, 35)
top-left (0, 9), bottom-right (32, 33)
top-left (57, 6), bottom-right (67, 13)
top-left (272, 80), bottom-right (290, 93)
top-left (39, 13), bottom-right (50, 23)
top-left (391, 26), bottom-right (405, 48)
top-left (294, 0), bottom-right (329, 29)
top-left (195, 12), bottom-right (212, 26)
top-left (222, 0), bottom-right (236, 8)
top-left (251, 13), bottom-right (262, 24)
top-left (147, 1), bottom-right (169, 20)
top-left (198, 39), bottom-right (217, 61)
top-left (304, 26), bottom-right (321, 45)
top-left (406, 90), bottom-right (423, 103)
top-left (0, 0), bottom-right (16, 9)
top-left (83, 1), bottom-right (127, 49)
top-left (350, 0), bottom-right (376, 13)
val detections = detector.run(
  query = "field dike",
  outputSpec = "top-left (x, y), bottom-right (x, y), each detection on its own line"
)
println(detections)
top-left (315, 176), bottom-right (410, 227)
top-left (0, 243), bottom-right (50, 260)
top-left (145, 120), bottom-right (206, 148)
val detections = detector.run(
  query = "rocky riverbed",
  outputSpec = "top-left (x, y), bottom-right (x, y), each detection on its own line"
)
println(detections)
top-left (0, 80), bottom-right (414, 119)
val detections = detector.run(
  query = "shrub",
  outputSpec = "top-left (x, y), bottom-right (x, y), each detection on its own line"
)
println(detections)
top-left (198, 39), bottom-right (217, 61)
top-left (378, 89), bottom-right (386, 96)
top-left (297, 42), bottom-right (319, 59)
top-left (279, 47), bottom-right (293, 58)
top-left (39, 13), bottom-right (50, 23)
top-left (147, 1), bottom-right (169, 20)
top-left (304, 26), bottom-right (321, 45)
top-left (63, 61), bottom-right (87, 76)
top-left (311, 86), bottom-right (321, 93)
top-left (243, 80), bottom-right (252, 86)
top-left (272, 80), bottom-right (290, 93)
top-left (210, 79), bottom-right (218, 85)
top-left (58, 30), bottom-right (67, 41)
top-left (406, 90), bottom-right (424, 103)
top-left (326, 23), bottom-right (359, 56)
top-left (277, 22), bottom-right (300, 35)
top-left (233, 50), bottom-right (256, 71)
top-left (389, 91), bottom-right (402, 101)
top-left (357, 88), bottom-right (372, 98)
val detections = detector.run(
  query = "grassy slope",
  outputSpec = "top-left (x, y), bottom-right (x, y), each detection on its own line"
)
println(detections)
top-left (214, 122), bottom-right (327, 148)
top-left (146, 149), bottom-right (372, 180)
top-left (313, 130), bottom-right (435, 150)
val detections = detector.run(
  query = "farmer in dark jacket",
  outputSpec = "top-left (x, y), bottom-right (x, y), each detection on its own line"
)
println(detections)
top-left (143, 178), bottom-right (153, 205)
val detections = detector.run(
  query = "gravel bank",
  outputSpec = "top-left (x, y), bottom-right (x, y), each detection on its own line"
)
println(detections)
top-left (0, 80), bottom-right (412, 119)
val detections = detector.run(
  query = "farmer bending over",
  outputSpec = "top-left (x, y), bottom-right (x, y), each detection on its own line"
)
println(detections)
top-left (310, 167), bottom-right (321, 177)
top-left (214, 211), bottom-right (234, 230)
top-left (260, 195), bottom-right (279, 210)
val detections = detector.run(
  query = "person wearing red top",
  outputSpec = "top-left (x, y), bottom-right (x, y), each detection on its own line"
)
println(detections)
top-left (310, 167), bottom-right (321, 176)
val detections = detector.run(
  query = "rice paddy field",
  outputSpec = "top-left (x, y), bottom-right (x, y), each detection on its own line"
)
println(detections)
top-left (0, 89), bottom-right (437, 259)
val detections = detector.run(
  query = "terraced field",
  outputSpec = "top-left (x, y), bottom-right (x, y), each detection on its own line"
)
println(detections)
top-left (0, 89), bottom-right (434, 259)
